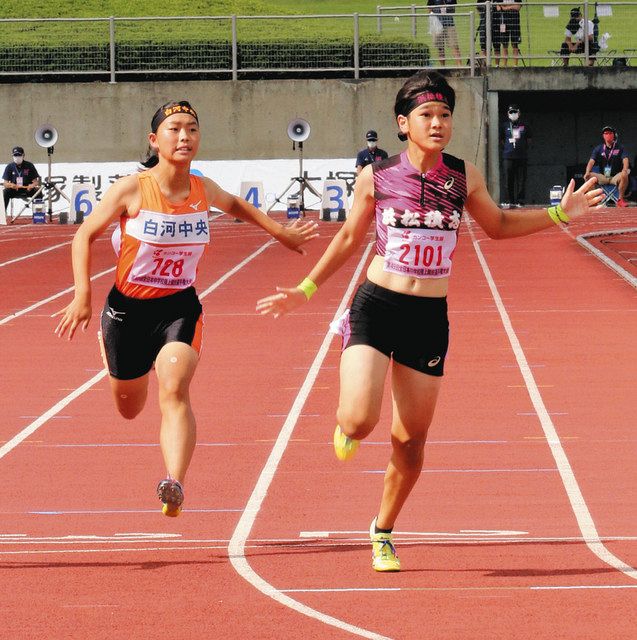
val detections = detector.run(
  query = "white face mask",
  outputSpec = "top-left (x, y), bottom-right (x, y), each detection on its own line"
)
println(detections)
top-left (367, 141), bottom-right (377, 149)
top-left (508, 112), bottom-right (519, 123)
top-left (13, 155), bottom-right (24, 165)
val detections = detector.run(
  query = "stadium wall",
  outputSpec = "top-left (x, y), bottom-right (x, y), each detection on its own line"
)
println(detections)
top-left (1, 72), bottom-right (635, 205)
top-left (0, 77), bottom-right (485, 186)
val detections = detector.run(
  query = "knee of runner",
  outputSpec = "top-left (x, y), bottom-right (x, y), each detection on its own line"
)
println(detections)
top-left (391, 436), bottom-right (427, 467)
top-left (158, 376), bottom-right (190, 403)
top-left (116, 400), bottom-right (144, 420)
top-left (337, 410), bottom-right (378, 439)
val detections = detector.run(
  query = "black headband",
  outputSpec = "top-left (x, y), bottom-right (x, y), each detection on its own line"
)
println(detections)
top-left (151, 101), bottom-right (199, 133)
top-left (396, 91), bottom-right (454, 118)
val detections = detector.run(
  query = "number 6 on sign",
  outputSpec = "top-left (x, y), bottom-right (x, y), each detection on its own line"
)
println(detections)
top-left (321, 179), bottom-right (349, 222)
top-left (70, 183), bottom-right (97, 224)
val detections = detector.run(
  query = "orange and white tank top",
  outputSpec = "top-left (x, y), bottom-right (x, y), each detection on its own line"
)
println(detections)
top-left (114, 171), bottom-right (210, 299)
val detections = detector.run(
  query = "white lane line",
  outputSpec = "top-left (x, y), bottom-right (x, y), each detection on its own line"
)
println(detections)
top-left (0, 266), bottom-right (115, 326)
top-left (3, 533), bottom-right (636, 548)
top-left (283, 584), bottom-right (637, 593)
top-left (298, 530), bottom-right (529, 539)
top-left (229, 243), bottom-right (392, 640)
top-left (3, 533), bottom-right (637, 559)
top-left (530, 584), bottom-right (637, 590)
top-left (28, 508), bottom-right (241, 515)
top-left (0, 241), bottom-right (71, 268)
top-left (467, 219), bottom-right (637, 581)
top-left (0, 370), bottom-right (108, 461)
top-left (575, 227), bottom-right (637, 289)
top-left (197, 239), bottom-right (274, 298)
top-left (363, 468), bottom-right (557, 474)
top-left (0, 239), bottom-right (276, 462)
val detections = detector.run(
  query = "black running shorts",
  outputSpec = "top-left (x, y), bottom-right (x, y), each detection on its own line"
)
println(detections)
top-left (343, 279), bottom-right (449, 377)
top-left (100, 285), bottom-right (203, 380)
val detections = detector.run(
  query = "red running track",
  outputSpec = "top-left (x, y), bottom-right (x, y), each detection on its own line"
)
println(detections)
top-left (0, 207), bottom-right (635, 639)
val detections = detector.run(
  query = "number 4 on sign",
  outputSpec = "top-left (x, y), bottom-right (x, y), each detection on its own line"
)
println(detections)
top-left (69, 183), bottom-right (97, 224)
top-left (240, 181), bottom-right (265, 213)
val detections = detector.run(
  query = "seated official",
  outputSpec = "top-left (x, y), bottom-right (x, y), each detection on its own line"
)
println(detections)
top-left (584, 125), bottom-right (630, 207)
top-left (2, 146), bottom-right (40, 210)
top-left (559, 7), bottom-right (598, 66)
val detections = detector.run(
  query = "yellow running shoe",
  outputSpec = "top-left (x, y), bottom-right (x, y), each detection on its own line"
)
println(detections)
top-left (162, 502), bottom-right (182, 518)
top-left (333, 424), bottom-right (360, 461)
top-left (157, 478), bottom-right (184, 518)
top-left (369, 517), bottom-right (401, 572)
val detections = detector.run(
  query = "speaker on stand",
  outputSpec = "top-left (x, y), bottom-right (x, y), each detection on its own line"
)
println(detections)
top-left (268, 118), bottom-right (321, 215)
top-left (34, 124), bottom-right (70, 222)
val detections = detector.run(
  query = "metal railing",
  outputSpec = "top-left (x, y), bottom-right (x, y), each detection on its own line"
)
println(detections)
top-left (0, 4), bottom-right (634, 81)
top-left (377, 2), bottom-right (637, 67)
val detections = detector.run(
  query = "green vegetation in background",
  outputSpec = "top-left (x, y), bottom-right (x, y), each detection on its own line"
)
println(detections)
top-left (0, 2), bottom-right (632, 66)
top-left (0, 2), bottom-right (424, 45)
top-left (0, 3), bottom-right (431, 72)
top-left (0, 1), bottom-right (383, 19)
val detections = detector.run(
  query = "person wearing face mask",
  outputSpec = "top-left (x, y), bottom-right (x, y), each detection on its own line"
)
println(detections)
top-left (584, 126), bottom-right (630, 207)
top-left (500, 104), bottom-right (532, 208)
top-left (2, 146), bottom-right (41, 210)
top-left (355, 130), bottom-right (388, 175)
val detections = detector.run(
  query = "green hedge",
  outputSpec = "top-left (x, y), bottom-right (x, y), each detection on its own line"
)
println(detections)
top-left (0, 39), bottom-right (430, 74)
top-left (0, 39), bottom-right (430, 73)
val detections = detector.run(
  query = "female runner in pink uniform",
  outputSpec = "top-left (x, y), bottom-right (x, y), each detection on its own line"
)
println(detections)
top-left (257, 72), bottom-right (602, 571)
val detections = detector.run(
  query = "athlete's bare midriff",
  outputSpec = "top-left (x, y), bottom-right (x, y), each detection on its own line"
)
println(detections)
top-left (366, 255), bottom-right (449, 297)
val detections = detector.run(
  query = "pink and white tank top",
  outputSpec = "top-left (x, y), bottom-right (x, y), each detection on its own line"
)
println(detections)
top-left (372, 151), bottom-right (467, 279)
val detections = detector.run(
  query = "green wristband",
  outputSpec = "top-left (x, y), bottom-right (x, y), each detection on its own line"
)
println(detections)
top-left (296, 277), bottom-right (318, 300)
top-left (547, 204), bottom-right (570, 225)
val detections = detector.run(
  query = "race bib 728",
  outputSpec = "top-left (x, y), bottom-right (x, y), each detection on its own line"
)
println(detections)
top-left (128, 244), bottom-right (206, 289)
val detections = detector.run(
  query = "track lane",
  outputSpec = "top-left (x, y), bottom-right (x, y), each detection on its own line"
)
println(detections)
top-left (0, 217), bottom-right (377, 638)
top-left (2, 213), bottom-right (636, 639)
top-left (244, 218), bottom-right (637, 638)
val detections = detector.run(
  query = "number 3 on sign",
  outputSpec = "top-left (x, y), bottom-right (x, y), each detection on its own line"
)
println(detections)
top-left (326, 184), bottom-right (344, 211)
top-left (70, 183), bottom-right (97, 223)
top-left (321, 179), bottom-right (350, 221)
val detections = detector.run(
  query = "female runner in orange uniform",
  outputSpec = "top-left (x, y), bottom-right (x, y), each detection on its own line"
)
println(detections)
top-left (55, 101), bottom-right (318, 516)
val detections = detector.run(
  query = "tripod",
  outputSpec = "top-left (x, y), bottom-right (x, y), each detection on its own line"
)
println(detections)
top-left (268, 141), bottom-right (321, 214)
top-left (42, 146), bottom-right (70, 222)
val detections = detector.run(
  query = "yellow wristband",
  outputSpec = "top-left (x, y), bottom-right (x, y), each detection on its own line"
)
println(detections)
top-left (296, 277), bottom-right (318, 300)
top-left (547, 204), bottom-right (570, 225)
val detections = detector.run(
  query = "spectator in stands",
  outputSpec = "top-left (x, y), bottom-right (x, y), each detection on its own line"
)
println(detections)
top-left (584, 125), bottom-right (630, 207)
top-left (427, 0), bottom-right (462, 66)
top-left (492, 0), bottom-right (522, 67)
top-left (355, 130), bottom-right (388, 175)
top-left (500, 104), bottom-right (532, 208)
top-left (2, 146), bottom-right (40, 210)
top-left (476, 0), bottom-right (489, 63)
top-left (559, 7), bottom-right (598, 66)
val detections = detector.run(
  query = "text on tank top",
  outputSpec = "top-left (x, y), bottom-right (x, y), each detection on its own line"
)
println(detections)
top-left (373, 151), bottom-right (467, 279)
top-left (116, 171), bottom-right (210, 298)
